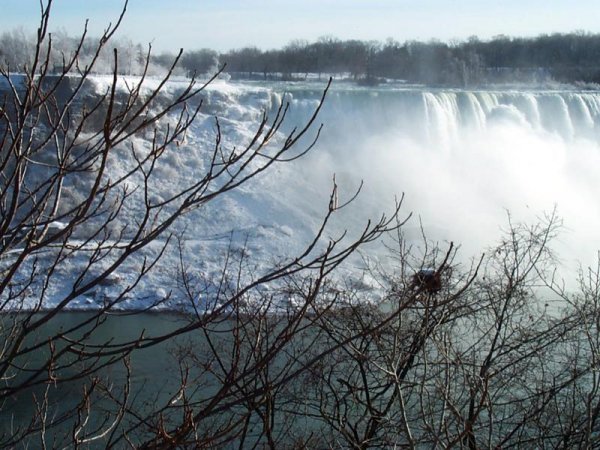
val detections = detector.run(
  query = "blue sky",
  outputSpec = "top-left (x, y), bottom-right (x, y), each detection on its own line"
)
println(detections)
top-left (2, 0), bottom-right (600, 52)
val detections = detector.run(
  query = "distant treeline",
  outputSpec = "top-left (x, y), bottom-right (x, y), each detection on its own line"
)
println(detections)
top-left (2, 28), bottom-right (600, 86)
top-left (212, 33), bottom-right (600, 86)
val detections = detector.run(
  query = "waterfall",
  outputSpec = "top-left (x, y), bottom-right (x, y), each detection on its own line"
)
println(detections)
top-left (6, 75), bottom-right (600, 308)
top-left (279, 84), bottom-right (600, 281)
top-left (82, 79), bottom-right (600, 280)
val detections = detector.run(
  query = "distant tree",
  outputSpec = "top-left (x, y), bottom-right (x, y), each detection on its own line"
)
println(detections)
top-left (222, 46), bottom-right (265, 77)
top-left (150, 50), bottom-right (187, 76)
top-left (280, 39), bottom-right (311, 78)
top-left (180, 48), bottom-right (219, 76)
top-left (280, 212), bottom-right (600, 449)
top-left (371, 38), bottom-right (410, 80)
top-left (0, 27), bottom-right (34, 70)
top-left (342, 39), bottom-right (371, 80)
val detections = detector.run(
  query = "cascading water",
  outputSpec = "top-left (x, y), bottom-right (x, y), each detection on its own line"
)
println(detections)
top-left (276, 84), bottom-right (600, 281)
top-left (5, 76), bottom-right (600, 308)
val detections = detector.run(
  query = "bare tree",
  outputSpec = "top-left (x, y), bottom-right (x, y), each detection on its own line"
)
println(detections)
top-left (0, 27), bottom-right (35, 71)
top-left (284, 211), bottom-right (600, 449)
top-left (6, 2), bottom-right (600, 449)
top-left (0, 1), bottom-right (405, 447)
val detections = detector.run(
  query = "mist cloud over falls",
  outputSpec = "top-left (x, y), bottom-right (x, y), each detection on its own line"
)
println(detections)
top-left (278, 86), bottom-right (600, 275)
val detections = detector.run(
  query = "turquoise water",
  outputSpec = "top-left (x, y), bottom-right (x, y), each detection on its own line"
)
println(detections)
top-left (0, 312), bottom-right (194, 447)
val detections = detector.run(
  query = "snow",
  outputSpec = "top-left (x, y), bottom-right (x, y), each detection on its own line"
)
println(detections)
top-left (2, 75), bottom-right (374, 312)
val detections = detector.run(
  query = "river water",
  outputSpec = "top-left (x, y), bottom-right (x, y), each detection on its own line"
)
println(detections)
top-left (0, 313), bottom-right (191, 447)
